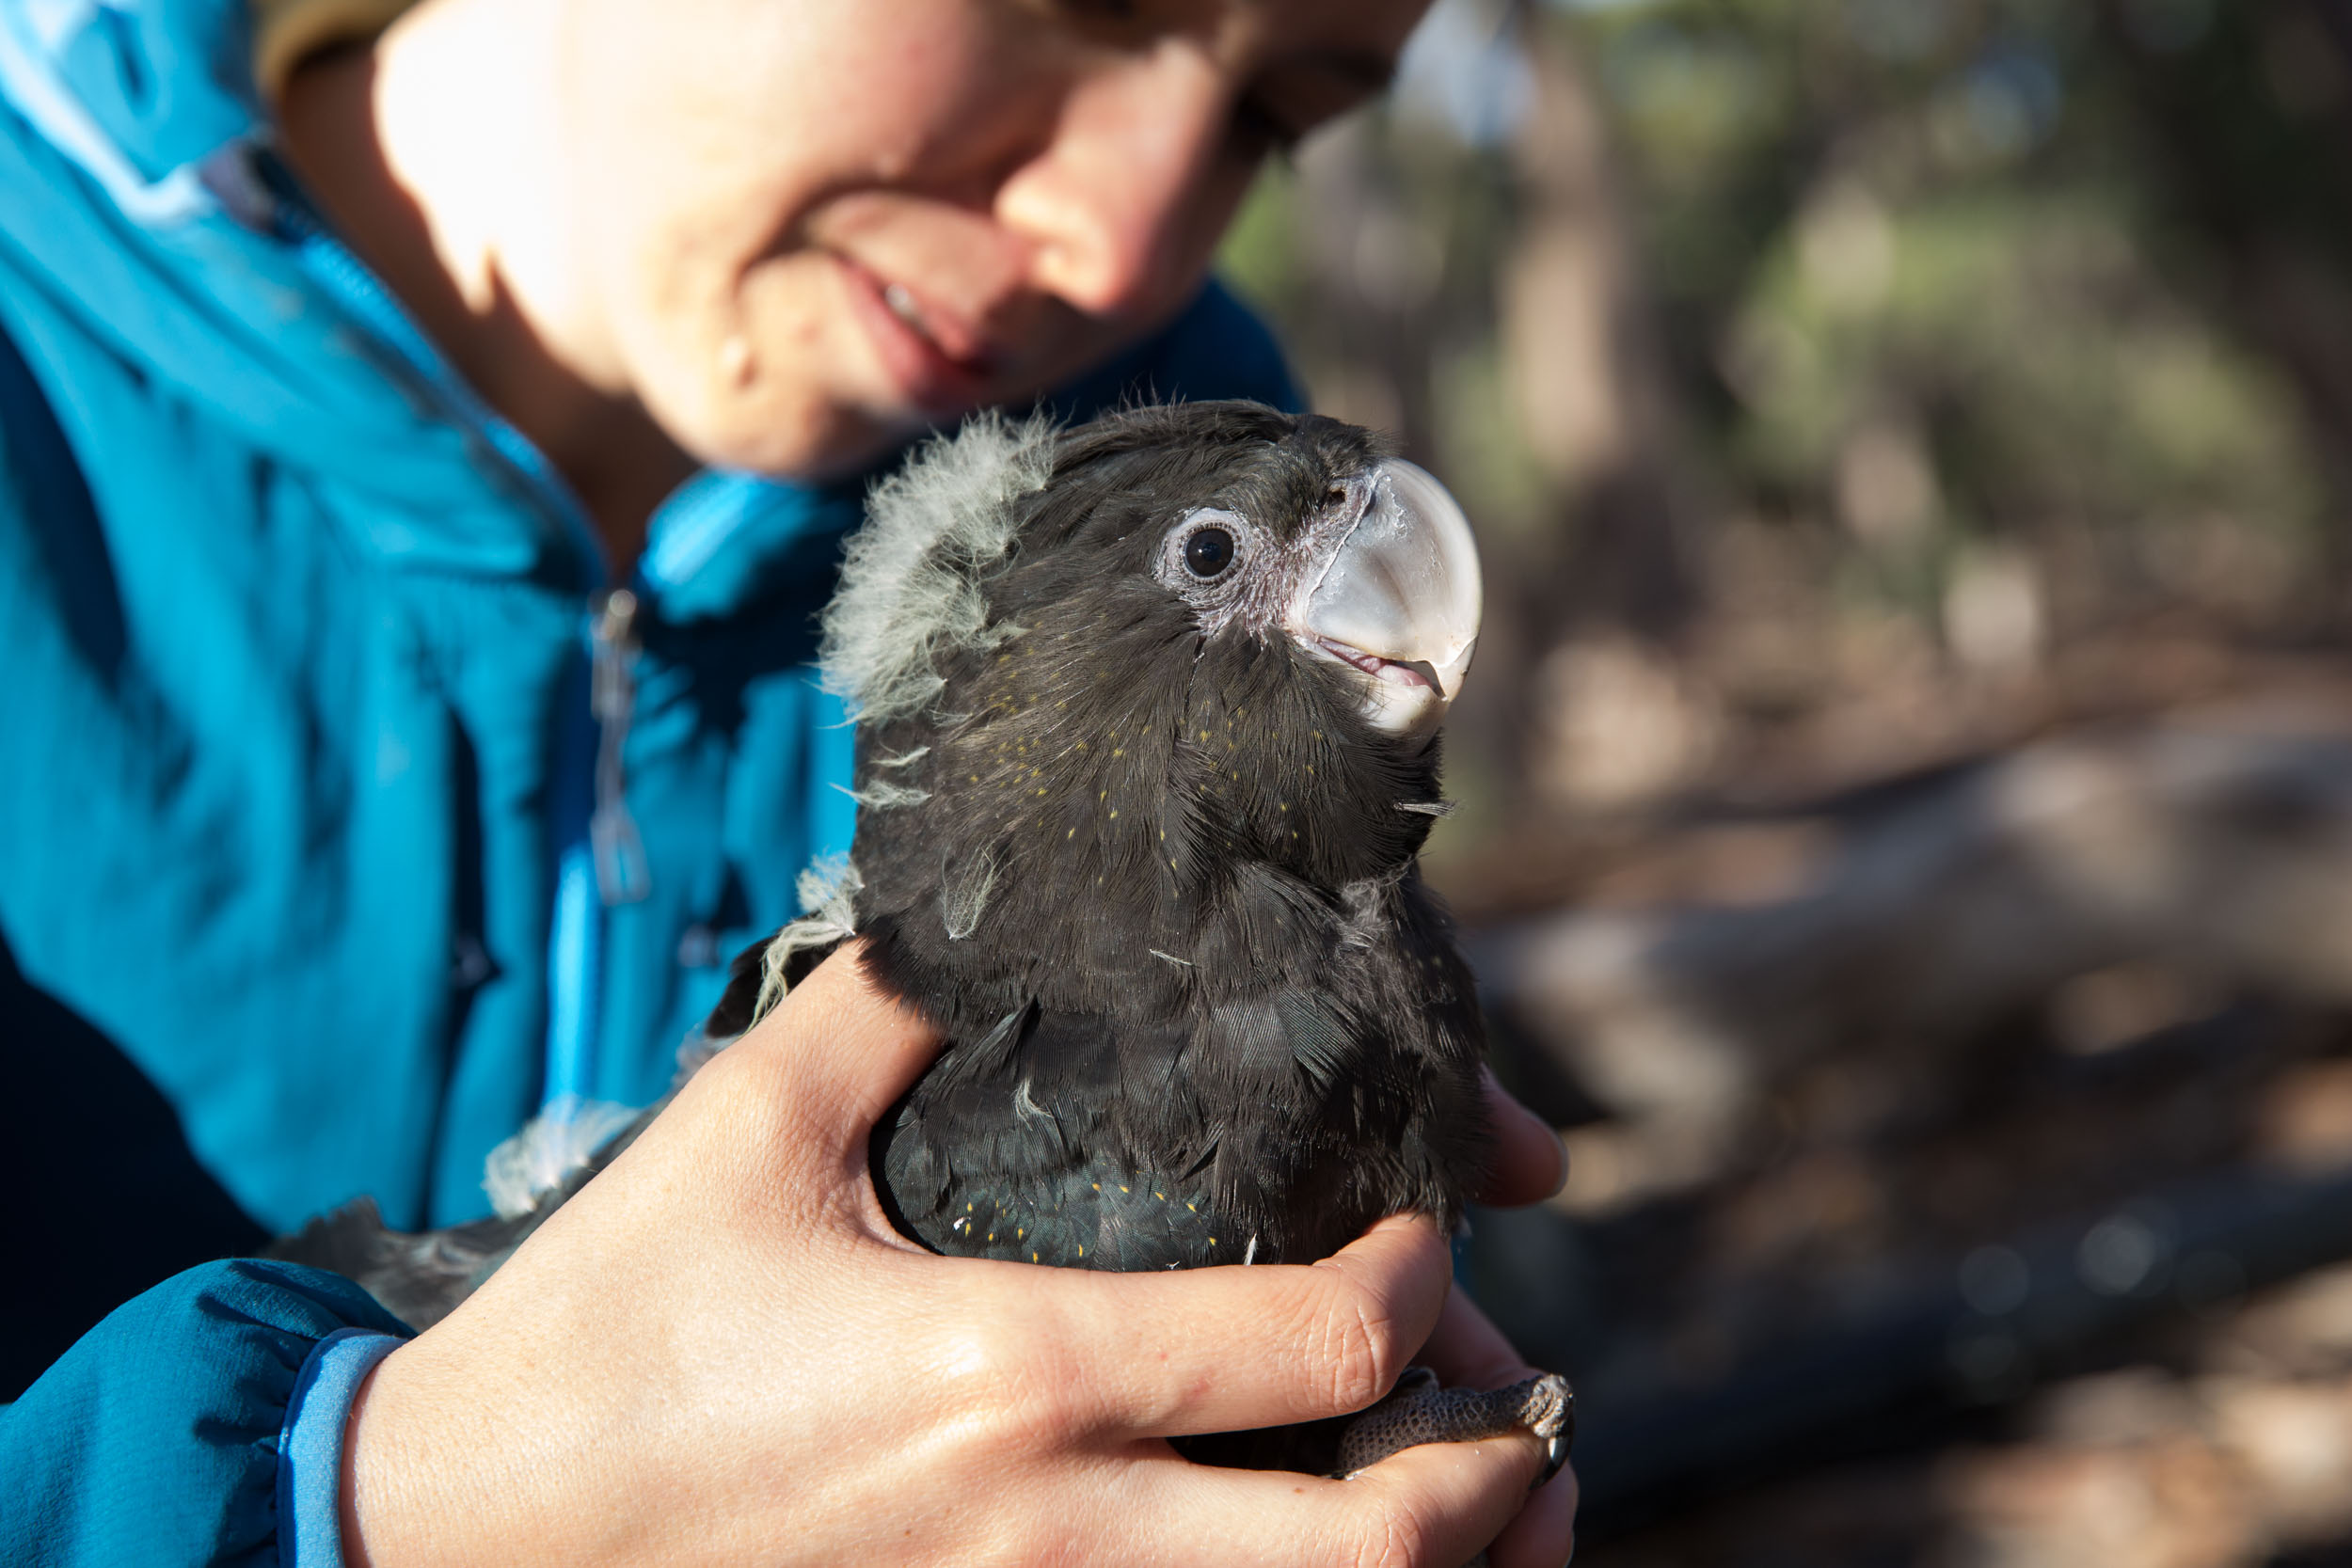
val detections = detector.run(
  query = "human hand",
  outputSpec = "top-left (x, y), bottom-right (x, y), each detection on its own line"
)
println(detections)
top-left (339, 945), bottom-right (1563, 1567)
top-left (1395, 1071), bottom-right (1579, 1568)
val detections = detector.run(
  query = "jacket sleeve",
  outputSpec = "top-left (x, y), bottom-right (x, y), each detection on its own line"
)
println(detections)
top-left (0, 1259), bottom-right (412, 1568)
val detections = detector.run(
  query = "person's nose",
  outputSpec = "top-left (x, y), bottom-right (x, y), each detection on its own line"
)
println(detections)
top-left (995, 41), bottom-right (1232, 321)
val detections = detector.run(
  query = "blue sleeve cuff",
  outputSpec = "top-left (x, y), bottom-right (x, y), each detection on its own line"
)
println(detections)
top-left (1, 1259), bottom-right (415, 1566)
top-left (276, 1328), bottom-right (404, 1568)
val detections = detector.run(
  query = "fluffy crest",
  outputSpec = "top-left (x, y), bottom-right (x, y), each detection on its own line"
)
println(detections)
top-left (821, 411), bottom-right (1058, 722)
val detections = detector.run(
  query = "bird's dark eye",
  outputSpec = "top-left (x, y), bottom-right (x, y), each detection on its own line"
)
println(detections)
top-left (1184, 527), bottom-right (1235, 578)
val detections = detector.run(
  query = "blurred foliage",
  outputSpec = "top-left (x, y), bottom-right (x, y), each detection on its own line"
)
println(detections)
top-left (1219, 8), bottom-right (2352, 1559)
top-left (1603, 0), bottom-right (2328, 603)
top-left (1218, 0), bottom-right (2352, 879)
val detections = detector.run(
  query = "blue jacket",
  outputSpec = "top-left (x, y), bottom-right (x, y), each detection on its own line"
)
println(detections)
top-left (0, 1), bottom-right (1297, 1560)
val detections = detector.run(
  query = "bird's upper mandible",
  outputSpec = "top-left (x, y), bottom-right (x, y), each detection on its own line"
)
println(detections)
top-left (1280, 456), bottom-right (1482, 738)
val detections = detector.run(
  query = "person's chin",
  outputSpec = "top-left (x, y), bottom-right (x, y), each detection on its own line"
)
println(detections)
top-left (639, 376), bottom-right (864, 483)
top-left (660, 327), bottom-right (1071, 481)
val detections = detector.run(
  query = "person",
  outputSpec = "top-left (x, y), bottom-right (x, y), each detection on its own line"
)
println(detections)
top-left (0, 0), bottom-right (1580, 1562)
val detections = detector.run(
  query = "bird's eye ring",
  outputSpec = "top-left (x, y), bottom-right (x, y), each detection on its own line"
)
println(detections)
top-left (1184, 527), bottom-right (1235, 578)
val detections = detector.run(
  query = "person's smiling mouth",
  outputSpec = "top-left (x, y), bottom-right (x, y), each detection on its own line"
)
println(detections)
top-left (838, 256), bottom-right (1006, 415)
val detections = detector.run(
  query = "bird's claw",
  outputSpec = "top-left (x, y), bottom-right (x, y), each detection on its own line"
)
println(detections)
top-left (1523, 1372), bottom-right (1574, 1487)
top-left (1332, 1368), bottom-right (1576, 1483)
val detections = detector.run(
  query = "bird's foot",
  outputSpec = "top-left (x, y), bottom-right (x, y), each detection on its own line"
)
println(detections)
top-left (1331, 1366), bottom-right (1574, 1483)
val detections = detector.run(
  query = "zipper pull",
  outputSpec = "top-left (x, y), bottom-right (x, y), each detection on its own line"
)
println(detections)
top-left (590, 588), bottom-right (651, 905)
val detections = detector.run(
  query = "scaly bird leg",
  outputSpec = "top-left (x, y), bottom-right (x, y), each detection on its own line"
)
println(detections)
top-left (1333, 1367), bottom-right (1574, 1481)
top-left (1332, 1370), bottom-right (1574, 1568)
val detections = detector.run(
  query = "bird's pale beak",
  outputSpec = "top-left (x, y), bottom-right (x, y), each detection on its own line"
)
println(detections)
top-left (1292, 459), bottom-right (1484, 736)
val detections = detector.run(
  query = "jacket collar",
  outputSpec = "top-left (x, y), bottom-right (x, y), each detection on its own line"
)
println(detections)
top-left (0, 0), bottom-right (871, 612)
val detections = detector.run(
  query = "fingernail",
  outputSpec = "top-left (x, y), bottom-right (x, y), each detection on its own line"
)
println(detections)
top-left (1547, 1130), bottom-right (1569, 1199)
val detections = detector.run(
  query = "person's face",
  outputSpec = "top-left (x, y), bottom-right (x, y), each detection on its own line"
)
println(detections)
top-left (557, 0), bottom-right (1430, 479)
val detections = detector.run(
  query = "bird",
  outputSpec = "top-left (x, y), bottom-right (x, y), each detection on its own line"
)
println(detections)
top-left (278, 400), bottom-right (1570, 1481)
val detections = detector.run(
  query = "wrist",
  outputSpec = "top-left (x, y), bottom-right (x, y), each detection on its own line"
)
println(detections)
top-left (338, 1352), bottom-right (397, 1568)
top-left (339, 1341), bottom-right (487, 1568)
top-left (335, 1311), bottom-right (628, 1568)
top-left (278, 1327), bottom-right (407, 1568)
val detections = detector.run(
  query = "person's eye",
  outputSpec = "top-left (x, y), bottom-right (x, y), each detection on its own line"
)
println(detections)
top-left (1228, 59), bottom-right (1391, 157)
top-left (1232, 93), bottom-right (1311, 155)
top-left (1231, 92), bottom-right (1300, 153)
top-left (1031, 0), bottom-right (1146, 34)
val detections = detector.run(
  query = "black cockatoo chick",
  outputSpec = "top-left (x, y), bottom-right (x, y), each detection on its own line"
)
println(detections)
top-left (278, 400), bottom-right (1569, 1483)
top-left (801, 399), bottom-right (1489, 1271)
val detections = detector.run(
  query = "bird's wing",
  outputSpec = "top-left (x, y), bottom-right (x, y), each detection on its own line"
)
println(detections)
top-left (876, 1003), bottom-right (1240, 1272)
top-left (875, 980), bottom-right (1393, 1272)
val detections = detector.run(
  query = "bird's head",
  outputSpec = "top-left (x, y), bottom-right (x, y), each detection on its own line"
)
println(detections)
top-left (817, 402), bottom-right (1483, 998)
top-left (1026, 403), bottom-right (1484, 744)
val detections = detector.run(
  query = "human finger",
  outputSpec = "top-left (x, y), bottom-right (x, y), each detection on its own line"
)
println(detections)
top-left (1010, 1212), bottom-right (1457, 1439)
top-left (719, 941), bottom-right (945, 1146)
top-left (1345, 1430), bottom-right (1554, 1568)
top-left (1415, 1291), bottom-right (1580, 1566)
top-left (1411, 1297), bottom-right (1581, 1560)
top-left (1415, 1286), bottom-right (1543, 1391)
top-left (1173, 1413), bottom-right (1549, 1568)
top-left (1473, 1066), bottom-right (1568, 1207)
top-left (1489, 1462), bottom-right (1579, 1568)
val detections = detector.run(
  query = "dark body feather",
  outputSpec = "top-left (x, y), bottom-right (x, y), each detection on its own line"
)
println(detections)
top-left (730, 403), bottom-right (1492, 1275)
top-left (279, 406), bottom-right (1504, 1468)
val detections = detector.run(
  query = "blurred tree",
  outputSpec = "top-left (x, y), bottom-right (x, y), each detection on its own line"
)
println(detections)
top-left (2101, 0), bottom-right (2352, 556)
top-left (1219, 0), bottom-right (2350, 873)
top-left (1215, 6), bottom-right (2352, 1556)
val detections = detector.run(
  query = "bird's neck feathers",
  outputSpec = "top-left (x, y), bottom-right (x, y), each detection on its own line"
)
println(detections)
top-left (811, 415), bottom-right (1454, 1034)
top-left (846, 614), bottom-right (1447, 1029)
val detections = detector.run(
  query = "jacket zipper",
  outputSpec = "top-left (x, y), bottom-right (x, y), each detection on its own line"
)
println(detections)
top-left (546, 587), bottom-right (647, 1102)
top-left (590, 587), bottom-right (650, 905)
top-left (261, 160), bottom-right (636, 1110)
